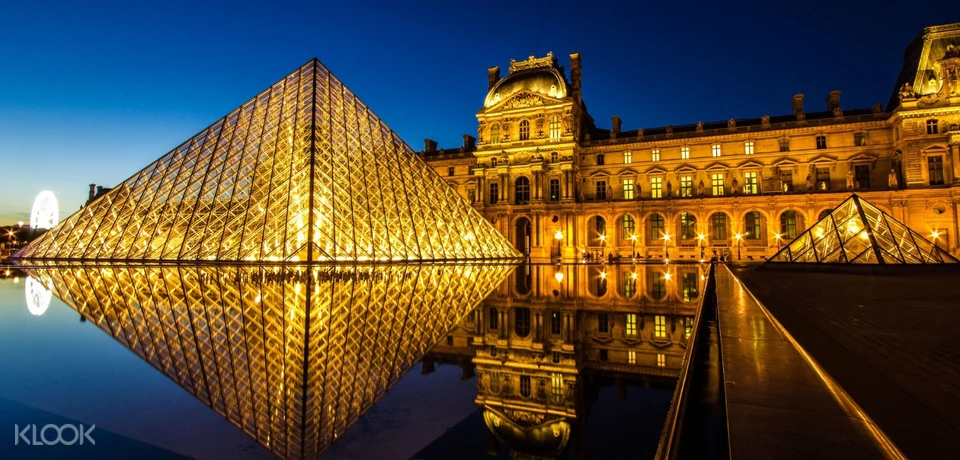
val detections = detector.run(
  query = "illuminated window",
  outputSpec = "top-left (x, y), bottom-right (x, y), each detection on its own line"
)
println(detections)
top-left (781, 170), bottom-right (793, 191)
top-left (549, 179), bottom-right (560, 201)
top-left (657, 353), bottom-right (666, 368)
top-left (447, 166), bottom-right (455, 176)
top-left (744, 211), bottom-right (761, 240)
top-left (622, 215), bottom-right (635, 240)
top-left (626, 313), bottom-right (637, 336)
top-left (515, 308), bottom-right (531, 337)
top-left (711, 173), bottom-right (724, 196)
top-left (816, 169), bottom-right (830, 189)
top-left (712, 144), bottom-right (722, 157)
top-left (489, 183), bottom-right (498, 204)
top-left (624, 150), bottom-right (632, 164)
top-left (854, 165), bottom-right (870, 189)
top-left (927, 119), bottom-right (939, 135)
top-left (551, 151), bottom-right (559, 163)
top-left (595, 180), bottom-right (607, 200)
top-left (515, 177), bottom-right (530, 204)
top-left (652, 272), bottom-right (666, 300)
top-left (549, 116), bottom-right (562, 139)
top-left (855, 132), bottom-right (867, 146)
top-left (651, 149), bottom-right (661, 162)
top-left (743, 171), bottom-right (758, 194)
top-left (628, 350), bottom-right (636, 364)
top-left (684, 317), bottom-right (693, 338)
top-left (551, 311), bottom-right (561, 335)
top-left (622, 179), bottom-right (634, 199)
top-left (490, 124), bottom-right (501, 144)
top-left (598, 313), bottom-right (609, 333)
top-left (711, 213), bottom-right (727, 240)
top-left (491, 157), bottom-right (497, 167)
top-left (680, 213), bottom-right (696, 240)
top-left (929, 156), bottom-right (945, 185)
top-left (519, 120), bottom-right (530, 141)
top-left (655, 315), bottom-right (666, 338)
top-left (490, 371), bottom-right (501, 392)
top-left (680, 176), bottom-right (693, 197)
top-left (623, 275), bottom-right (636, 297)
top-left (489, 307), bottom-right (498, 329)
top-left (682, 274), bottom-right (698, 303)
top-left (681, 146), bottom-right (690, 159)
top-left (780, 211), bottom-right (798, 239)
top-left (551, 373), bottom-right (563, 402)
top-left (816, 135), bottom-right (827, 149)
top-left (744, 141), bottom-right (755, 155)
top-left (649, 214), bottom-right (665, 239)
top-left (596, 154), bottom-right (605, 165)
top-left (650, 177), bottom-right (663, 198)
top-left (779, 138), bottom-right (790, 152)
top-left (520, 375), bottom-right (531, 397)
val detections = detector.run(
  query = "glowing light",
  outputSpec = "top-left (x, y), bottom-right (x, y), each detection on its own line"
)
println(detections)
top-left (629, 234), bottom-right (637, 242)
top-left (663, 234), bottom-right (671, 242)
top-left (598, 234), bottom-right (607, 243)
top-left (697, 233), bottom-right (705, 241)
top-left (17, 221), bottom-right (23, 227)
top-left (860, 231), bottom-right (870, 240)
top-left (30, 191), bottom-right (59, 229)
top-left (554, 272), bottom-right (564, 282)
top-left (815, 228), bottom-right (824, 238)
top-left (664, 272), bottom-right (672, 281)
top-left (664, 258), bottom-right (670, 264)
top-left (699, 259), bottom-right (705, 263)
top-left (775, 233), bottom-right (782, 240)
top-left (631, 272), bottom-right (638, 280)
top-left (554, 230), bottom-right (563, 240)
top-left (931, 231), bottom-right (940, 239)
top-left (599, 271), bottom-right (607, 280)
top-left (25, 276), bottom-right (52, 316)
top-left (735, 233), bottom-right (742, 240)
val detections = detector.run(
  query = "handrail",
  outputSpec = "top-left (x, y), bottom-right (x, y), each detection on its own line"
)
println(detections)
top-left (654, 262), bottom-right (715, 460)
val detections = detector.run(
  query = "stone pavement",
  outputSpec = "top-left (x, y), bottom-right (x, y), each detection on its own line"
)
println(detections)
top-left (731, 263), bottom-right (960, 460)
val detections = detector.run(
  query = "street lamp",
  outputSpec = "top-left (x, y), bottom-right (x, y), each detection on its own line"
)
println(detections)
top-left (629, 234), bottom-right (638, 261)
top-left (775, 233), bottom-right (782, 251)
top-left (554, 230), bottom-right (564, 262)
top-left (931, 231), bottom-right (941, 250)
top-left (663, 233), bottom-right (671, 262)
top-left (696, 233), bottom-right (705, 261)
top-left (598, 234), bottom-right (607, 260)
top-left (735, 233), bottom-right (743, 260)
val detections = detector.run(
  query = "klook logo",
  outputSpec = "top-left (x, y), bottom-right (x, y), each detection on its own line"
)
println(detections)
top-left (14, 424), bottom-right (96, 446)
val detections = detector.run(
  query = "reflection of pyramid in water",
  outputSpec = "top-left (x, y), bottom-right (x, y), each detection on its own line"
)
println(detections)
top-left (23, 262), bottom-right (513, 459)
top-left (17, 59), bottom-right (518, 262)
top-left (768, 194), bottom-right (958, 264)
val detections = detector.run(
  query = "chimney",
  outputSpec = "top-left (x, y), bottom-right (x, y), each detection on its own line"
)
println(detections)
top-left (826, 90), bottom-right (841, 111)
top-left (96, 186), bottom-right (104, 196)
top-left (792, 94), bottom-right (805, 115)
top-left (569, 52), bottom-right (582, 101)
top-left (424, 139), bottom-right (438, 153)
top-left (610, 116), bottom-right (622, 136)
top-left (487, 66), bottom-right (500, 91)
top-left (88, 184), bottom-right (96, 203)
top-left (462, 134), bottom-right (476, 151)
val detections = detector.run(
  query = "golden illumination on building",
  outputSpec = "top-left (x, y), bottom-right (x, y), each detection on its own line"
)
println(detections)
top-left (21, 262), bottom-right (513, 459)
top-left (16, 59), bottom-right (518, 262)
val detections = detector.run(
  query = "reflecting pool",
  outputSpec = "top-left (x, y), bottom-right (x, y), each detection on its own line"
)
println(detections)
top-left (0, 262), bottom-right (704, 459)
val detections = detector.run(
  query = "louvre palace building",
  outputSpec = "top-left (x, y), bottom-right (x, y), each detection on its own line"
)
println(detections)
top-left (423, 22), bottom-right (960, 262)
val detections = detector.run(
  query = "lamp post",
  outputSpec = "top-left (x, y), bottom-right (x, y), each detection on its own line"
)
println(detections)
top-left (663, 233), bottom-right (671, 262)
top-left (598, 234), bottom-right (607, 261)
top-left (629, 234), bottom-right (637, 261)
top-left (775, 233), bottom-right (782, 251)
top-left (554, 230), bottom-right (564, 262)
top-left (696, 233), bottom-right (705, 261)
top-left (735, 233), bottom-right (743, 261)
top-left (931, 231), bottom-right (941, 250)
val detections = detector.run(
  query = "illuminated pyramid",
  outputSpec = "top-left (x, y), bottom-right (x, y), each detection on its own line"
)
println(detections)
top-left (768, 194), bottom-right (958, 264)
top-left (17, 59), bottom-right (518, 262)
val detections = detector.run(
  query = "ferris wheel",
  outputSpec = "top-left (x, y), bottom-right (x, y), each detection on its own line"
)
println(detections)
top-left (30, 191), bottom-right (59, 229)
top-left (25, 276), bottom-right (52, 316)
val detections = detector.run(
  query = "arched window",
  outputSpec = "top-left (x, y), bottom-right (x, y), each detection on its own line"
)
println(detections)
top-left (519, 120), bottom-right (531, 141)
top-left (549, 115), bottom-right (562, 139)
top-left (648, 213), bottom-right (665, 244)
top-left (780, 211), bottom-right (798, 239)
top-left (490, 124), bottom-right (501, 144)
top-left (711, 213), bottom-right (727, 240)
top-left (680, 213), bottom-right (697, 240)
top-left (514, 177), bottom-right (530, 204)
top-left (515, 308), bottom-right (531, 337)
top-left (744, 211), bottom-right (762, 240)
top-left (622, 215), bottom-right (636, 242)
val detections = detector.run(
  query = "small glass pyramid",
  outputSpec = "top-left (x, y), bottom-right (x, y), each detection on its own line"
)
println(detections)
top-left (768, 194), bottom-right (958, 264)
top-left (16, 59), bottom-right (519, 262)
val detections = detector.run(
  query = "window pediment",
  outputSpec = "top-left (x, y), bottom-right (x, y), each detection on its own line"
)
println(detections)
top-left (705, 162), bottom-right (729, 172)
top-left (674, 164), bottom-right (698, 174)
top-left (738, 160), bottom-right (764, 170)
top-left (809, 155), bottom-right (837, 166)
top-left (590, 170), bottom-right (611, 178)
top-left (848, 153), bottom-right (878, 164)
top-left (645, 166), bottom-right (667, 176)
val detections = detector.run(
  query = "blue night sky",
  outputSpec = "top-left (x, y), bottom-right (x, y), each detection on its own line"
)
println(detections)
top-left (0, 1), bottom-right (957, 223)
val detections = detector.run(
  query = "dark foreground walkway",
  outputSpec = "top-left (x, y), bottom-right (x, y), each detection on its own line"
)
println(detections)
top-left (731, 263), bottom-right (960, 460)
top-left (715, 264), bottom-right (900, 459)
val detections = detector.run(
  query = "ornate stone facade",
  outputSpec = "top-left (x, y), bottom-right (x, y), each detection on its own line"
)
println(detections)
top-left (426, 23), bottom-right (960, 261)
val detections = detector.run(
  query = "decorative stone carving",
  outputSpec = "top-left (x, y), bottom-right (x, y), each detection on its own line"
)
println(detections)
top-left (872, 103), bottom-right (883, 114)
top-left (696, 121), bottom-right (704, 133)
top-left (508, 51), bottom-right (556, 72)
top-left (500, 93), bottom-right (546, 110)
top-left (637, 128), bottom-right (644, 138)
top-left (697, 179), bottom-right (705, 197)
top-left (731, 178), bottom-right (740, 195)
top-left (563, 112), bottom-right (573, 134)
top-left (833, 107), bottom-right (844, 119)
top-left (846, 169), bottom-right (855, 189)
top-left (806, 174), bottom-right (814, 192)
top-left (898, 82), bottom-right (915, 101)
top-left (727, 118), bottom-right (737, 131)
top-left (477, 121), bottom-right (485, 144)
top-left (761, 115), bottom-right (771, 128)
top-left (665, 125), bottom-right (673, 136)
top-left (888, 168), bottom-right (899, 189)
top-left (796, 111), bottom-right (806, 121)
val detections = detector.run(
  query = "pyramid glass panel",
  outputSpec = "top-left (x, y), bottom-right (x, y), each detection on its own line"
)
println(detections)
top-left (766, 195), bottom-right (959, 265)
top-left (14, 60), bottom-right (519, 262)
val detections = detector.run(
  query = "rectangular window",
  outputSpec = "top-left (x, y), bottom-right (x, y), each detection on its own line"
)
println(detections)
top-left (657, 353), bottom-right (666, 368)
top-left (743, 171), bottom-right (758, 195)
top-left (489, 307), bottom-right (498, 330)
top-left (447, 336), bottom-right (453, 346)
top-left (650, 177), bottom-right (663, 199)
top-left (596, 154), bottom-right (605, 165)
top-left (447, 166), bottom-right (455, 176)
top-left (712, 144), bottom-right (722, 157)
top-left (816, 135), bottom-right (827, 149)
top-left (624, 151), bottom-right (632, 164)
top-left (551, 311), bottom-right (561, 335)
top-left (744, 141), bottom-right (755, 155)
top-left (684, 317), bottom-right (693, 339)
top-left (817, 169), bottom-right (830, 190)
top-left (651, 149), bottom-right (661, 162)
top-left (927, 119), bottom-right (939, 135)
top-left (598, 313), bottom-right (609, 333)
top-left (626, 313), bottom-right (637, 336)
top-left (779, 138), bottom-right (790, 152)
top-left (549, 117), bottom-right (562, 139)
top-left (622, 179), bottom-right (634, 200)
top-left (624, 276), bottom-right (636, 297)
top-left (855, 132), bottom-right (867, 146)
top-left (680, 176), bottom-right (693, 197)
top-left (551, 152), bottom-right (558, 163)
top-left (781, 170), bottom-right (793, 192)
top-left (600, 349), bottom-right (608, 361)
top-left (489, 183), bottom-right (499, 204)
top-left (712, 213), bottom-right (727, 240)
top-left (745, 212), bottom-right (761, 240)
top-left (551, 373), bottom-right (563, 402)
top-left (929, 156), bottom-right (945, 185)
top-left (652, 272), bottom-right (666, 299)
top-left (595, 180), bottom-right (607, 200)
top-left (711, 173), bottom-right (724, 196)
top-left (549, 179), bottom-right (561, 201)
top-left (628, 351), bottom-right (636, 364)
top-left (682, 274), bottom-right (698, 303)
top-left (681, 146), bottom-right (690, 159)
top-left (854, 165), bottom-right (871, 189)
top-left (520, 375), bottom-right (531, 397)
top-left (655, 315), bottom-right (666, 338)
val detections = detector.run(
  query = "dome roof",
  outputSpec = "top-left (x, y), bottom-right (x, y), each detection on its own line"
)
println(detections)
top-left (482, 408), bottom-right (572, 458)
top-left (484, 68), bottom-right (568, 108)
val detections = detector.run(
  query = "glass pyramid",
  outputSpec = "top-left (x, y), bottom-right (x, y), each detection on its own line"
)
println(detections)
top-left (768, 194), bottom-right (958, 264)
top-left (22, 262), bottom-right (513, 459)
top-left (16, 59), bottom-right (518, 262)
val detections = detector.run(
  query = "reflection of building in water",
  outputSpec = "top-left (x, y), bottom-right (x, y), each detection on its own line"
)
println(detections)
top-left (21, 263), bottom-right (511, 459)
top-left (425, 263), bottom-right (702, 458)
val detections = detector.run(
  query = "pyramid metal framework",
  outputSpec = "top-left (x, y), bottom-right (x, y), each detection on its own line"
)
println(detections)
top-left (768, 194), bottom-right (958, 264)
top-left (23, 262), bottom-right (513, 459)
top-left (16, 59), bottom-right (518, 262)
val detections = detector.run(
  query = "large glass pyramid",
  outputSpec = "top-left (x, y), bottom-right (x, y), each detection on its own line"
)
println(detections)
top-left (16, 59), bottom-right (518, 262)
top-left (768, 194), bottom-right (958, 264)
